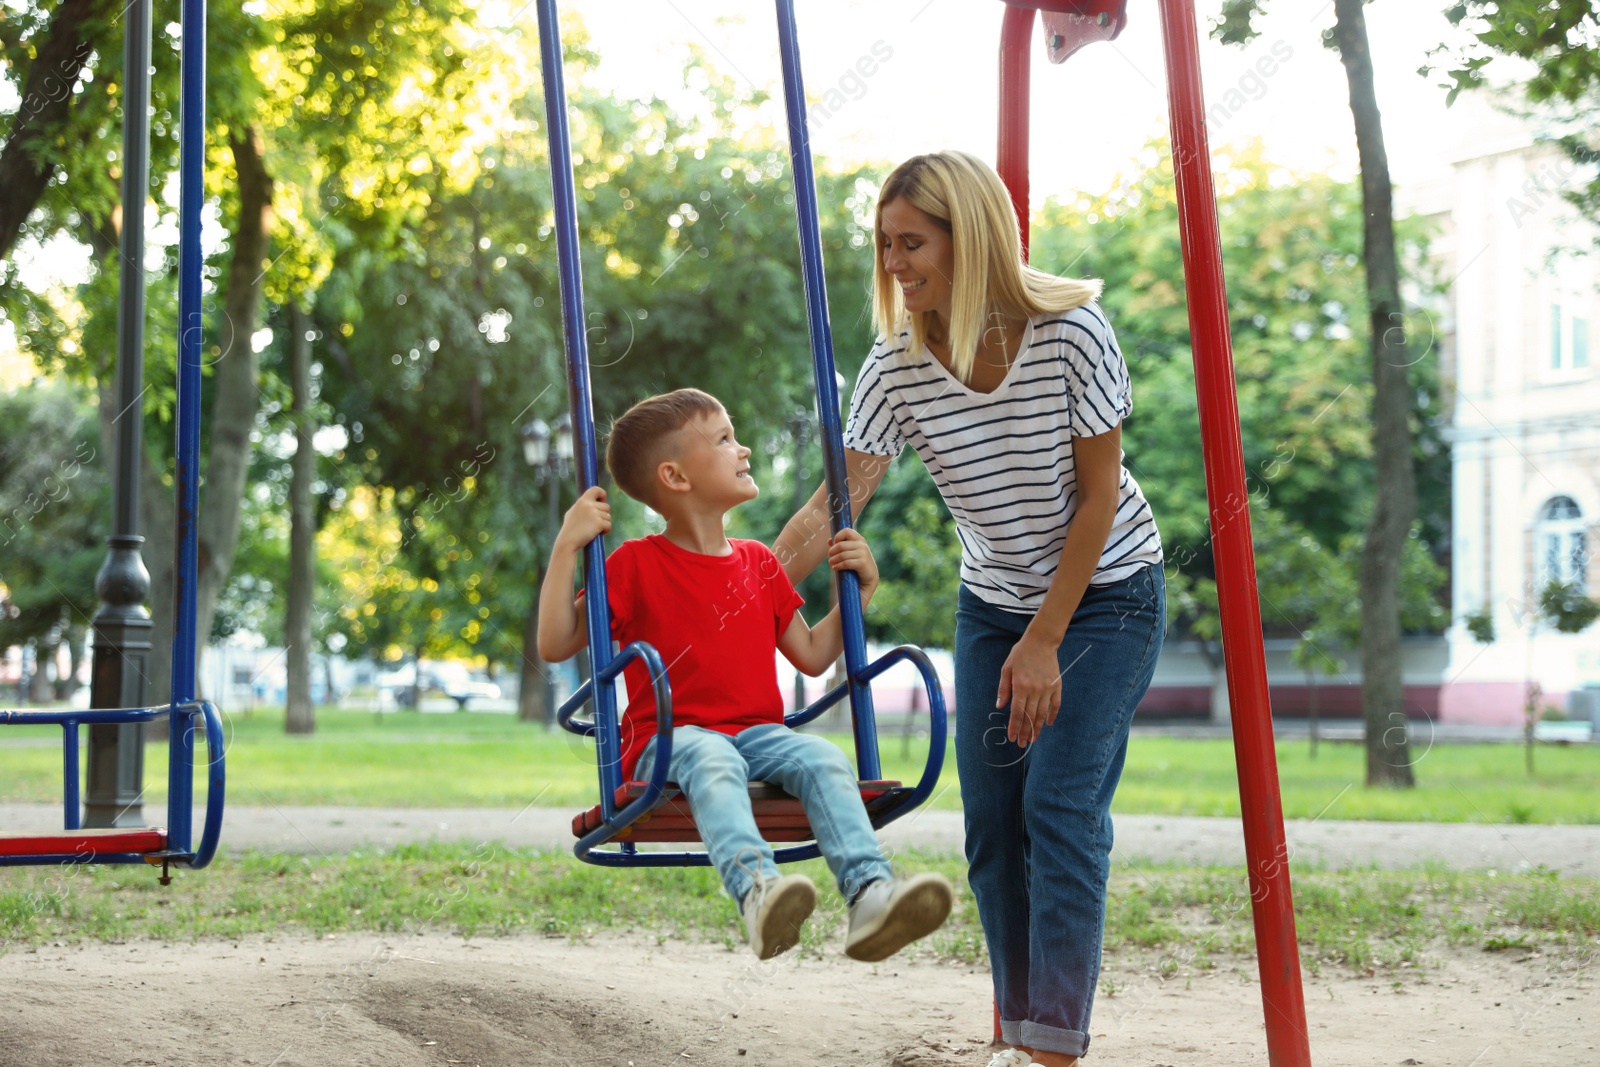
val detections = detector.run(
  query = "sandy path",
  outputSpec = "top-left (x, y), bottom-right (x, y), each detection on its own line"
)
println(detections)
top-left (2, 931), bottom-right (1593, 1067)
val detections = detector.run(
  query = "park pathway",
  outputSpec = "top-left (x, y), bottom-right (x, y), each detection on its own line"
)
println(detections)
top-left (4, 802), bottom-right (1597, 877)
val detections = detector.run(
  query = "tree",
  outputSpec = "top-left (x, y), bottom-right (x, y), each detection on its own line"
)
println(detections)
top-left (1433, 2), bottom-right (1600, 235)
top-left (1217, 0), bottom-right (1425, 787)
top-left (0, 0), bottom-right (127, 261)
top-left (4, 0), bottom-right (503, 712)
top-left (307, 54), bottom-right (885, 708)
top-left (869, 496), bottom-right (962, 651)
top-left (0, 384), bottom-right (110, 703)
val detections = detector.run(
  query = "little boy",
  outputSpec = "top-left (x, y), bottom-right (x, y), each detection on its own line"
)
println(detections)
top-left (538, 388), bottom-right (952, 961)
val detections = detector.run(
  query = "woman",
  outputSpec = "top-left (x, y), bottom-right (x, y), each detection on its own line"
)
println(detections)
top-left (774, 151), bottom-right (1165, 1066)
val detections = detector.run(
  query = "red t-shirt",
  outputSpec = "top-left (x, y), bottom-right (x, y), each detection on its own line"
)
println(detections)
top-left (583, 534), bottom-right (805, 780)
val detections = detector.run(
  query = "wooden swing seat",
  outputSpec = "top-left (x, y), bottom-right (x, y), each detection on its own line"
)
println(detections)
top-left (571, 780), bottom-right (906, 843)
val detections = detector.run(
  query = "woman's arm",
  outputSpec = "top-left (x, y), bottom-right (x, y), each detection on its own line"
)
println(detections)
top-left (773, 448), bottom-right (894, 587)
top-left (998, 426), bottom-right (1124, 746)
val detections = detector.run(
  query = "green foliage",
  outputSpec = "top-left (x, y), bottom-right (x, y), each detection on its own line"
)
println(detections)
top-left (1433, 1), bottom-right (1600, 233)
top-left (869, 497), bottom-right (962, 650)
top-left (1537, 578), bottom-right (1600, 634)
top-left (0, 384), bottom-right (108, 652)
top-left (1213, 0), bottom-right (1267, 46)
top-left (304, 53), bottom-right (886, 667)
top-left (1463, 605), bottom-right (1496, 644)
top-left (1030, 145), bottom-right (1449, 647)
top-left (1440, 1), bottom-right (1600, 107)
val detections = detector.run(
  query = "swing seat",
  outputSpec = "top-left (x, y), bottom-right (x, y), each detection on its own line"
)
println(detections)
top-left (571, 779), bottom-right (909, 843)
top-left (0, 702), bottom-right (226, 871)
top-left (0, 827), bottom-right (168, 862)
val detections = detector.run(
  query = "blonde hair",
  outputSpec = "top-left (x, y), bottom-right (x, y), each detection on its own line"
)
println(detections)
top-left (872, 150), bottom-right (1102, 383)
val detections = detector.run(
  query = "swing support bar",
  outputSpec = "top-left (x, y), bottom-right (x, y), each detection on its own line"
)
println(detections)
top-left (1156, 2), bottom-right (1310, 1059)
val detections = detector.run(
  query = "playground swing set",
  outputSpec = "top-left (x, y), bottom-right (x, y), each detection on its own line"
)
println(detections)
top-left (3, 1), bottom-right (1316, 1063)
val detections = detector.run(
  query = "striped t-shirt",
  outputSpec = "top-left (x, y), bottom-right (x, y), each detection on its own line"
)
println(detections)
top-left (842, 304), bottom-right (1163, 613)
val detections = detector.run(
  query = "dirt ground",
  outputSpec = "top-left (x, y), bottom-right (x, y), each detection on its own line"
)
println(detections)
top-left (1, 931), bottom-right (1593, 1067)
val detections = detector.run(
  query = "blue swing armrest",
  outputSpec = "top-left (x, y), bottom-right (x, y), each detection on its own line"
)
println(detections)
top-left (181, 700), bottom-right (227, 869)
top-left (783, 644), bottom-right (948, 825)
top-left (557, 641), bottom-right (678, 860)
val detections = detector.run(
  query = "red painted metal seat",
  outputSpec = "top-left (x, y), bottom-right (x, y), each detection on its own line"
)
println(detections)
top-left (571, 780), bottom-right (906, 844)
top-left (0, 827), bottom-right (168, 860)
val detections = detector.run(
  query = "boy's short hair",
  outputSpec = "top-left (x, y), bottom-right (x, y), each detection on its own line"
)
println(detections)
top-left (605, 388), bottom-right (724, 506)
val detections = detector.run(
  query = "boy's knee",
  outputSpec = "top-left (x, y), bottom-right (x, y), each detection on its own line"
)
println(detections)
top-left (675, 731), bottom-right (748, 786)
top-left (806, 743), bottom-right (862, 790)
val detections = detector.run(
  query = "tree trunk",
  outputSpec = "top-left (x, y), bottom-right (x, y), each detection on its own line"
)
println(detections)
top-left (1307, 671), bottom-right (1320, 759)
top-left (1334, 0), bottom-right (1417, 788)
top-left (284, 301), bottom-right (316, 735)
top-left (407, 645), bottom-right (424, 710)
top-left (191, 126), bottom-right (274, 681)
top-left (32, 632), bottom-right (60, 702)
top-left (62, 624), bottom-right (87, 702)
top-left (518, 596), bottom-right (549, 725)
top-left (0, 0), bottom-right (113, 260)
top-left (322, 654), bottom-right (338, 707)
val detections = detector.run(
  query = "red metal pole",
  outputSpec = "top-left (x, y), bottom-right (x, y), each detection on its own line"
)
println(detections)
top-left (1155, 1), bottom-right (1312, 1064)
top-left (998, 3), bottom-right (1033, 261)
top-left (995, 13), bottom-right (1032, 1041)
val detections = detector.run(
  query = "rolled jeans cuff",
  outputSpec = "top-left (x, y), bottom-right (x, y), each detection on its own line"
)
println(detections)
top-left (1019, 1021), bottom-right (1089, 1058)
top-left (999, 1019), bottom-right (1024, 1047)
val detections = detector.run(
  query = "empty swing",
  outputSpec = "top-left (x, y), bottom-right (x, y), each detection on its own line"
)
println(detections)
top-left (0, 0), bottom-right (225, 881)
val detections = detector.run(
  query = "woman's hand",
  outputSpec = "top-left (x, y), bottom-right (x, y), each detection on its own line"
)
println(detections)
top-left (996, 630), bottom-right (1063, 747)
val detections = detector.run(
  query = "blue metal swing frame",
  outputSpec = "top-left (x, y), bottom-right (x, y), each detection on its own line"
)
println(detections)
top-left (536, 0), bottom-right (948, 867)
top-left (0, 0), bottom-right (225, 874)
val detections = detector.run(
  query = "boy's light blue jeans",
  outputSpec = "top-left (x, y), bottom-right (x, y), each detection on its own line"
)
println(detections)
top-left (635, 723), bottom-right (893, 906)
top-left (955, 564), bottom-right (1165, 1060)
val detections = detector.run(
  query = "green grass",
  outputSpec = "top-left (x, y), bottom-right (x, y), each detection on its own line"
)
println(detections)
top-left (1117, 734), bottom-right (1600, 824)
top-left (3, 706), bottom-right (1598, 823)
top-left (2, 845), bottom-right (1594, 977)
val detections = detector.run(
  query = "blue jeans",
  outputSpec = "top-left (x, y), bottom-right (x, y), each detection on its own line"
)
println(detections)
top-left (635, 723), bottom-right (893, 906)
top-left (955, 565), bottom-right (1165, 1058)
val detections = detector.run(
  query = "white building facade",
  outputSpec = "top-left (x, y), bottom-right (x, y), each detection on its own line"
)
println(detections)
top-left (1407, 104), bottom-right (1600, 725)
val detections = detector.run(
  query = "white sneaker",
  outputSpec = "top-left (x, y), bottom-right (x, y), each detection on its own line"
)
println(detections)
top-left (843, 872), bottom-right (954, 961)
top-left (742, 873), bottom-right (816, 960)
top-left (986, 1050), bottom-right (1033, 1067)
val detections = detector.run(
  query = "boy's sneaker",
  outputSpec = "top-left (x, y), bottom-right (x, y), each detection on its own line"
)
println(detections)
top-left (844, 872), bottom-right (954, 961)
top-left (742, 873), bottom-right (816, 960)
top-left (986, 1051), bottom-right (1033, 1067)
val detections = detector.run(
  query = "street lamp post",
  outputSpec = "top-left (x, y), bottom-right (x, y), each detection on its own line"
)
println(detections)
top-left (520, 413), bottom-right (574, 728)
top-left (85, 0), bottom-right (155, 829)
